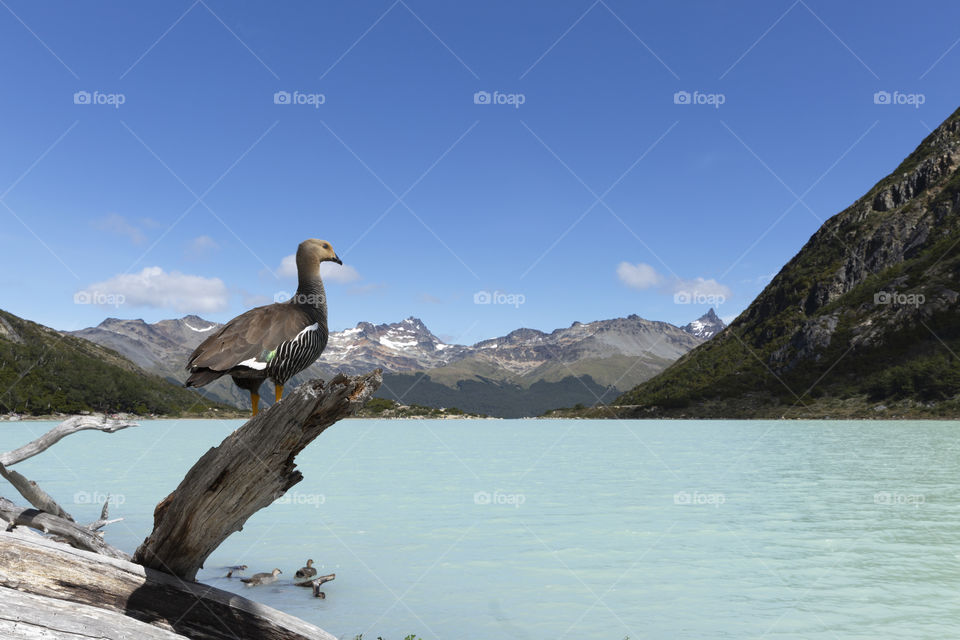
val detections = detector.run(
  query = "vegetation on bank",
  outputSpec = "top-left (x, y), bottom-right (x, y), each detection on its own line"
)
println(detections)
top-left (0, 309), bottom-right (236, 417)
top-left (358, 396), bottom-right (489, 418)
top-left (543, 394), bottom-right (960, 419)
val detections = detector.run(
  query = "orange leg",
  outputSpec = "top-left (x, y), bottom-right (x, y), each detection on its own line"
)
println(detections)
top-left (251, 392), bottom-right (260, 416)
top-left (275, 384), bottom-right (284, 404)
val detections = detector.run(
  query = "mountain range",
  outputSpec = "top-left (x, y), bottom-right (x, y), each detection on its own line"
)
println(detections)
top-left (71, 310), bottom-right (725, 417)
top-left (603, 105), bottom-right (960, 418)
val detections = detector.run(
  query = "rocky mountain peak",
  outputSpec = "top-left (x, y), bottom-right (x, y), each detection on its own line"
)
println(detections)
top-left (682, 308), bottom-right (726, 340)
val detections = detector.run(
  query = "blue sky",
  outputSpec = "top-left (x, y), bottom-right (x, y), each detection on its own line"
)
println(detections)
top-left (1, 1), bottom-right (957, 344)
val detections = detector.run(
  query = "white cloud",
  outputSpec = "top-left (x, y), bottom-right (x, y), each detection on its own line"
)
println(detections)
top-left (79, 267), bottom-right (228, 313)
top-left (671, 276), bottom-right (732, 299)
top-left (277, 254), bottom-right (298, 277)
top-left (617, 262), bottom-right (663, 290)
top-left (617, 262), bottom-right (732, 302)
top-left (347, 282), bottom-right (386, 296)
top-left (93, 214), bottom-right (145, 245)
top-left (277, 254), bottom-right (361, 284)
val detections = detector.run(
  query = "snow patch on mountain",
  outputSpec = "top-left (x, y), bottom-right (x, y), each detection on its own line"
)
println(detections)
top-left (681, 308), bottom-right (726, 340)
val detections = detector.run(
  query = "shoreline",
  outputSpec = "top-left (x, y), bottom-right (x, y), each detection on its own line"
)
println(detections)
top-left (3, 413), bottom-right (957, 422)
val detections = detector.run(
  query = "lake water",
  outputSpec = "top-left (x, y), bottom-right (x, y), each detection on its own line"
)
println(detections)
top-left (1, 419), bottom-right (959, 639)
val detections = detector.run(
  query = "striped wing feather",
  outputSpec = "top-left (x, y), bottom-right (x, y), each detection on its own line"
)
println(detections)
top-left (187, 304), bottom-right (316, 373)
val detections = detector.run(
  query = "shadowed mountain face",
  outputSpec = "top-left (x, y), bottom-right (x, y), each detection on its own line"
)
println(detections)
top-left (615, 106), bottom-right (960, 418)
top-left (72, 312), bottom-right (723, 416)
top-left (71, 315), bottom-right (247, 407)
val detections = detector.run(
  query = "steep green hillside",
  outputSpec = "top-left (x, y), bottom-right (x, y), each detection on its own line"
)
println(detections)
top-left (612, 107), bottom-right (960, 418)
top-left (0, 309), bottom-right (237, 416)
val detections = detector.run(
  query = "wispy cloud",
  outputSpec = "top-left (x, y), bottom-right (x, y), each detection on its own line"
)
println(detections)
top-left (617, 261), bottom-right (732, 300)
top-left (78, 267), bottom-right (228, 313)
top-left (93, 213), bottom-right (145, 245)
top-left (347, 282), bottom-right (386, 296)
top-left (277, 254), bottom-right (361, 283)
top-left (186, 235), bottom-right (220, 259)
top-left (616, 262), bottom-right (663, 289)
top-left (419, 293), bottom-right (444, 304)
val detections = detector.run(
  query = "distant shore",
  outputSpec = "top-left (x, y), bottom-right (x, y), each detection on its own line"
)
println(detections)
top-left (0, 411), bottom-right (499, 422)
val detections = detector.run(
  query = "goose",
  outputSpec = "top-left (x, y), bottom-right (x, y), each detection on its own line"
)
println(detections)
top-left (186, 239), bottom-right (341, 415)
top-left (240, 568), bottom-right (282, 586)
top-left (295, 558), bottom-right (317, 580)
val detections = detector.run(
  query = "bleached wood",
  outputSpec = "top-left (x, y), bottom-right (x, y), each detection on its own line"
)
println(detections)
top-left (0, 589), bottom-right (187, 639)
top-left (0, 415), bottom-right (138, 467)
top-left (134, 372), bottom-right (381, 580)
top-left (295, 572), bottom-right (335, 588)
top-left (0, 497), bottom-right (129, 560)
top-left (0, 530), bottom-right (337, 640)
top-left (0, 463), bottom-right (73, 520)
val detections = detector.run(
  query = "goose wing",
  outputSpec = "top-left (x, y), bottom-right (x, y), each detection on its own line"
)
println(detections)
top-left (187, 304), bottom-right (316, 373)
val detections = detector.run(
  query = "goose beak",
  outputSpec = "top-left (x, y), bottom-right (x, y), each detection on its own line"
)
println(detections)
top-left (331, 255), bottom-right (342, 266)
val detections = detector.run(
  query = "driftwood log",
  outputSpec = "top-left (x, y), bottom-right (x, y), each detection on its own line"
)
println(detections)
top-left (135, 371), bottom-right (381, 580)
top-left (0, 497), bottom-right (129, 560)
top-left (0, 415), bottom-right (138, 467)
top-left (0, 589), bottom-right (185, 639)
top-left (0, 530), bottom-right (336, 640)
top-left (294, 572), bottom-right (335, 588)
top-left (0, 462), bottom-right (75, 521)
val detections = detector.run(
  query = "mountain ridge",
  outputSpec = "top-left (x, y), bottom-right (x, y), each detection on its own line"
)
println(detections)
top-left (605, 105), bottom-right (960, 418)
top-left (71, 310), bottom-right (724, 416)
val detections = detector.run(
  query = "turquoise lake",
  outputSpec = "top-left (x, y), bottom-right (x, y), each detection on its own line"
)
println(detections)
top-left (1, 419), bottom-right (959, 639)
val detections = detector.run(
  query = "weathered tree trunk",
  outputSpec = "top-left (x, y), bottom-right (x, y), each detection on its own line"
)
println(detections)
top-left (0, 530), bottom-right (336, 640)
top-left (135, 371), bottom-right (381, 580)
